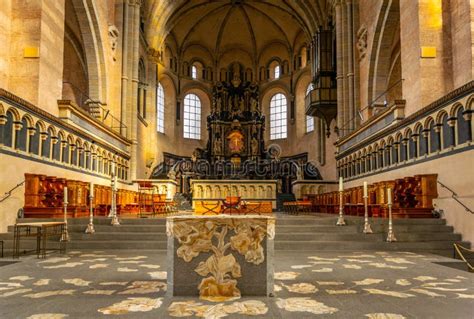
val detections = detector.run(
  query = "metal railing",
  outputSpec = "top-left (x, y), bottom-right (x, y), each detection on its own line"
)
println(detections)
top-left (0, 180), bottom-right (25, 203)
top-left (453, 243), bottom-right (474, 272)
top-left (438, 181), bottom-right (473, 214)
top-left (62, 81), bottom-right (128, 136)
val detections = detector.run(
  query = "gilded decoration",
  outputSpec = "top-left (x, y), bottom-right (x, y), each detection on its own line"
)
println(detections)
top-left (168, 216), bottom-right (274, 301)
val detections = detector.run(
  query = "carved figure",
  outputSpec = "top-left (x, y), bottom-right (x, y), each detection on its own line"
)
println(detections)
top-left (251, 137), bottom-right (259, 155)
top-left (108, 25), bottom-right (119, 62)
top-left (213, 136), bottom-right (223, 154)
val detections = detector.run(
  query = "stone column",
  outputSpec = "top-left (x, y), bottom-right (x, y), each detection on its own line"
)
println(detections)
top-left (129, 0), bottom-right (141, 181)
top-left (399, 0), bottom-right (449, 116)
top-left (120, 1), bottom-right (130, 137)
top-left (8, 0), bottom-right (66, 116)
top-left (335, 0), bottom-right (345, 134)
top-left (346, 0), bottom-right (355, 131)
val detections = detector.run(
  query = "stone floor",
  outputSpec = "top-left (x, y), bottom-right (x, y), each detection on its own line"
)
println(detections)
top-left (0, 250), bottom-right (472, 319)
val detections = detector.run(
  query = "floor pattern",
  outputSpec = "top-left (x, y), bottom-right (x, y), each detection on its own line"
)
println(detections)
top-left (0, 250), bottom-right (472, 318)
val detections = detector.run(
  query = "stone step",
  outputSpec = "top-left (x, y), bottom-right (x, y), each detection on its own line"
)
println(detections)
top-left (274, 240), bottom-right (469, 251)
top-left (16, 217), bottom-right (167, 225)
top-left (6, 224), bottom-right (167, 233)
top-left (276, 225), bottom-right (359, 233)
top-left (70, 232), bottom-right (167, 241)
top-left (67, 240), bottom-right (167, 250)
top-left (275, 233), bottom-right (386, 241)
top-left (276, 215), bottom-right (447, 225)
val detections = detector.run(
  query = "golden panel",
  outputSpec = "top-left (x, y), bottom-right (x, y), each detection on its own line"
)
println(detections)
top-left (24, 47), bottom-right (40, 58)
top-left (421, 46), bottom-right (437, 58)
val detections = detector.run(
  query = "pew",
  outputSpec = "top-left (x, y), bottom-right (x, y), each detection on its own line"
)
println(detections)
top-left (301, 174), bottom-right (438, 218)
top-left (23, 173), bottom-right (143, 218)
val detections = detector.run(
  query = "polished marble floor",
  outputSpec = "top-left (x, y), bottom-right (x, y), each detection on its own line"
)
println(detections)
top-left (0, 250), bottom-right (472, 318)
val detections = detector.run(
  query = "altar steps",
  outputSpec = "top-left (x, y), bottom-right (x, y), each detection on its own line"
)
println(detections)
top-left (0, 214), bottom-right (469, 258)
top-left (274, 214), bottom-right (468, 257)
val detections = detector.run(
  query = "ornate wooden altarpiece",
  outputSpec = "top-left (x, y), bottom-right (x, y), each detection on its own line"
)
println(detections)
top-left (150, 63), bottom-right (322, 197)
top-left (205, 64), bottom-right (265, 165)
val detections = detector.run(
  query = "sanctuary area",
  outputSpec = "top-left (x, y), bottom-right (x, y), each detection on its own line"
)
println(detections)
top-left (0, 0), bottom-right (473, 318)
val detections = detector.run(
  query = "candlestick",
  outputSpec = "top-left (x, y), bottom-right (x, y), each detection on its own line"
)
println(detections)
top-left (386, 200), bottom-right (397, 242)
top-left (60, 187), bottom-right (70, 242)
top-left (111, 162), bottom-right (116, 176)
top-left (363, 191), bottom-right (373, 234)
top-left (110, 173), bottom-right (120, 226)
top-left (336, 189), bottom-right (346, 226)
top-left (387, 188), bottom-right (392, 205)
top-left (85, 184), bottom-right (95, 234)
top-left (63, 186), bottom-right (68, 203)
top-left (339, 177), bottom-right (343, 192)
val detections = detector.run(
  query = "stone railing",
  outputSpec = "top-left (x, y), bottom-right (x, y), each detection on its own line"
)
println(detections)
top-left (335, 81), bottom-right (473, 180)
top-left (0, 89), bottom-right (131, 181)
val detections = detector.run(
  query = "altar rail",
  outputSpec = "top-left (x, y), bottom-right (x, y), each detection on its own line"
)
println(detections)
top-left (302, 174), bottom-right (438, 218)
top-left (0, 89), bottom-right (131, 181)
top-left (335, 81), bottom-right (473, 181)
top-left (23, 173), bottom-right (171, 218)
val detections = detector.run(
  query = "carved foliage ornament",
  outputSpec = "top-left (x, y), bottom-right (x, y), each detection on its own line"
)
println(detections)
top-left (357, 25), bottom-right (368, 61)
top-left (169, 218), bottom-right (274, 301)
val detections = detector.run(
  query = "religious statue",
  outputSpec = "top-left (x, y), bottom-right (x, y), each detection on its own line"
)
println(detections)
top-left (216, 97), bottom-right (222, 113)
top-left (250, 98), bottom-right (258, 113)
top-left (251, 137), bottom-right (259, 155)
top-left (231, 63), bottom-right (242, 87)
top-left (213, 136), bottom-right (223, 155)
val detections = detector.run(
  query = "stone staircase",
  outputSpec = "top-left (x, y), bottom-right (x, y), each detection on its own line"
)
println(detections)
top-left (0, 214), bottom-right (469, 257)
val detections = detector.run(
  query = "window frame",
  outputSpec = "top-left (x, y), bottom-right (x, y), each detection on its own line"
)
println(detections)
top-left (156, 83), bottom-right (165, 133)
top-left (269, 93), bottom-right (288, 140)
top-left (183, 93), bottom-right (201, 140)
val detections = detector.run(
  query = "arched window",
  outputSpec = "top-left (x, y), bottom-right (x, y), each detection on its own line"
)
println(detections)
top-left (156, 83), bottom-right (164, 133)
top-left (191, 65), bottom-right (197, 79)
top-left (306, 83), bottom-right (314, 132)
top-left (274, 65), bottom-right (280, 79)
top-left (270, 93), bottom-right (287, 140)
top-left (183, 93), bottom-right (201, 139)
top-left (138, 59), bottom-right (147, 118)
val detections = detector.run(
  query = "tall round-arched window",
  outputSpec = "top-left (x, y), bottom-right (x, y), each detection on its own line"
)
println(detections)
top-left (183, 94), bottom-right (201, 139)
top-left (306, 83), bottom-right (314, 132)
top-left (274, 65), bottom-right (280, 79)
top-left (156, 83), bottom-right (164, 133)
top-left (191, 65), bottom-right (197, 79)
top-left (270, 93), bottom-right (287, 140)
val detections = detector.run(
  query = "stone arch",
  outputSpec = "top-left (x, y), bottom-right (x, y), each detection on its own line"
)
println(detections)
top-left (71, 0), bottom-right (108, 103)
top-left (367, 0), bottom-right (401, 105)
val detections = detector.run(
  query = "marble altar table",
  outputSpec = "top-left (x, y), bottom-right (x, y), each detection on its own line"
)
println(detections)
top-left (166, 215), bottom-right (275, 301)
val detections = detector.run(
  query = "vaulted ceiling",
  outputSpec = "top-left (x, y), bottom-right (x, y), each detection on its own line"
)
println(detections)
top-left (146, 0), bottom-right (330, 63)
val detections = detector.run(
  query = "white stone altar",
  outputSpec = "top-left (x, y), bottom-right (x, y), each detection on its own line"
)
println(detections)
top-left (291, 180), bottom-right (336, 199)
top-left (190, 179), bottom-right (277, 209)
top-left (166, 215), bottom-right (275, 301)
top-left (133, 179), bottom-right (177, 200)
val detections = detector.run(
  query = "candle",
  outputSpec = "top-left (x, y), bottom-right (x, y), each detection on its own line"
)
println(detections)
top-left (339, 177), bottom-right (343, 192)
top-left (363, 182), bottom-right (368, 197)
top-left (111, 162), bottom-right (116, 175)
top-left (114, 176), bottom-right (118, 190)
top-left (64, 186), bottom-right (68, 203)
top-left (387, 188), bottom-right (392, 205)
top-left (90, 182), bottom-right (94, 197)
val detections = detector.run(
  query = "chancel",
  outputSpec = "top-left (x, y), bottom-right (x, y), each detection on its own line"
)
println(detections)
top-left (0, 0), bottom-right (473, 318)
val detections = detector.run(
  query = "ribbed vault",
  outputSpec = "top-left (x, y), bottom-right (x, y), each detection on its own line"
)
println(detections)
top-left (146, 0), bottom-right (330, 62)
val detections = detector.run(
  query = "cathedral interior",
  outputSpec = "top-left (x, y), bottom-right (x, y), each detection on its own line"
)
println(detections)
top-left (0, 0), bottom-right (473, 318)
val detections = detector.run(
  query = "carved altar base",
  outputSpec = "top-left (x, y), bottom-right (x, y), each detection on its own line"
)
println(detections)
top-left (166, 215), bottom-right (275, 301)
